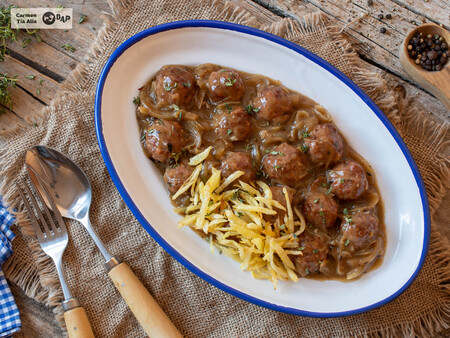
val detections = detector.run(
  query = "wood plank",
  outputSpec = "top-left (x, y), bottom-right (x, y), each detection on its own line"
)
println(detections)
top-left (2, 1), bottom-right (109, 81)
top-left (387, 0), bottom-right (450, 27)
top-left (6, 38), bottom-right (76, 81)
top-left (9, 283), bottom-right (62, 338)
top-left (255, 0), bottom-right (449, 86)
top-left (0, 55), bottom-right (59, 105)
top-left (0, 109), bottom-right (26, 134)
top-left (11, 0), bottom-right (110, 63)
top-left (7, 85), bottom-right (46, 121)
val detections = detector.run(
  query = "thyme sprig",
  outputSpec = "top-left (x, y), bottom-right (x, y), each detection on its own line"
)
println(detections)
top-left (0, 73), bottom-right (17, 113)
top-left (0, 5), bottom-right (41, 61)
top-left (0, 6), bottom-right (41, 113)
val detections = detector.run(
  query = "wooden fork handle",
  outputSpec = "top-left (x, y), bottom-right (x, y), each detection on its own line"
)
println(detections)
top-left (108, 262), bottom-right (182, 338)
top-left (64, 307), bottom-right (95, 338)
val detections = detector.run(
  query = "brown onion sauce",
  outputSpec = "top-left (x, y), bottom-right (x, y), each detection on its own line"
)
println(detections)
top-left (136, 63), bottom-right (386, 281)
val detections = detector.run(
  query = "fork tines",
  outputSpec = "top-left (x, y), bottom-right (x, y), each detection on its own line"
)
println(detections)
top-left (16, 179), bottom-right (67, 240)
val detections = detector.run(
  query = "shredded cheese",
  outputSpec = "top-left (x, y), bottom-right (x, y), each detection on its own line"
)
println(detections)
top-left (173, 155), bottom-right (307, 289)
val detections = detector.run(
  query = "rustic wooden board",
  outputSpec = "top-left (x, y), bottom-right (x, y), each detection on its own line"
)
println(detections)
top-left (257, 0), bottom-right (450, 86)
top-left (0, 55), bottom-right (59, 105)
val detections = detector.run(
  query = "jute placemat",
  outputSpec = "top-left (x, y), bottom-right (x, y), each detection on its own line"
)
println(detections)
top-left (0, 0), bottom-right (449, 336)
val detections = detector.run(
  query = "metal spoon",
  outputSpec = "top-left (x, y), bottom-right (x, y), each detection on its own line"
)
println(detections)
top-left (25, 145), bottom-right (182, 338)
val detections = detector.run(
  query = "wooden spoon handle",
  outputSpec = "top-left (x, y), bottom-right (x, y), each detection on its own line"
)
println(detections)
top-left (108, 262), bottom-right (182, 338)
top-left (64, 307), bottom-right (95, 338)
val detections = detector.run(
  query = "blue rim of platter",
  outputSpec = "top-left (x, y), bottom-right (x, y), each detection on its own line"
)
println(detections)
top-left (95, 20), bottom-right (430, 318)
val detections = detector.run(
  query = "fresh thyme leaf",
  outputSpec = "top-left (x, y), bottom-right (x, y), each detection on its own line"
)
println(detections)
top-left (172, 104), bottom-right (179, 111)
top-left (132, 96), bottom-right (140, 105)
top-left (227, 129), bottom-right (232, 135)
top-left (344, 239), bottom-right (350, 246)
top-left (313, 249), bottom-right (319, 253)
top-left (0, 73), bottom-right (17, 113)
top-left (301, 129), bottom-right (310, 138)
top-left (26, 74), bottom-right (35, 80)
top-left (225, 103), bottom-right (232, 112)
top-left (36, 88), bottom-right (40, 96)
top-left (343, 208), bottom-right (348, 215)
top-left (61, 43), bottom-right (76, 52)
top-left (182, 81), bottom-right (191, 88)
top-left (0, 5), bottom-right (41, 61)
top-left (300, 144), bottom-right (309, 153)
top-left (273, 164), bottom-right (280, 171)
top-left (78, 14), bottom-right (87, 24)
top-left (224, 78), bottom-right (236, 86)
top-left (313, 198), bottom-right (319, 203)
top-left (164, 82), bottom-right (177, 91)
top-left (39, 79), bottom-right (44, 85)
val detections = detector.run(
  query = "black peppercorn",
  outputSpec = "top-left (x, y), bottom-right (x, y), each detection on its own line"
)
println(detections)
top-left (386, 14), bottom-right (392, 19)
top-left (367, 0), bottom-right (373, 5)
top-left (378, 14), bottom-right (383, 19)
top-left (407, 31), bottom-right (448, 71)
top-left (380, 27), bottom-right (386, 34)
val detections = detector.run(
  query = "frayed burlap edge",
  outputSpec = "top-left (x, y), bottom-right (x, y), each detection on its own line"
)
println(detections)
top-left (0, 1), bottom-right (448, 337)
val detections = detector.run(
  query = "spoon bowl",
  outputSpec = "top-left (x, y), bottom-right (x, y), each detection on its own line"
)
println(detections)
top-left (399, 23), bottom-right (450, 110)
top-left (26, 145), bottom-right (112, 261)
top-left (26, 146), bottom-right (92, 220)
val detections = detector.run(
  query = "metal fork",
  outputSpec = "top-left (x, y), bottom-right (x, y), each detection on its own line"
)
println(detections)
top-left (17, 178), bottom-right (95, 338)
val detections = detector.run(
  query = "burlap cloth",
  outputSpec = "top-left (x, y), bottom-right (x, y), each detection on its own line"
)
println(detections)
top-left (0, 0), bottom-right (449, 337)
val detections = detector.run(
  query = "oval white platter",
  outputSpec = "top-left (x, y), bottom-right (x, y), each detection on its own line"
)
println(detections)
top-left (95, 21), bottom-right (430, 317)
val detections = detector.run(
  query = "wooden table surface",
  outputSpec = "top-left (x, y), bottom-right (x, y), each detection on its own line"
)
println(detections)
top-left (0, 0), bottom-right (448, 336)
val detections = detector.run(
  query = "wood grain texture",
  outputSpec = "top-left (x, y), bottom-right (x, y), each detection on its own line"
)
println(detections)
top-left (257, 0), bottom-right (449, 96)
top-left (64, 307), bottom-right (95, 338)
top-left (0, 0), bottom-right (447, 337)
top-left (108, 263), bottom-right (182, 338)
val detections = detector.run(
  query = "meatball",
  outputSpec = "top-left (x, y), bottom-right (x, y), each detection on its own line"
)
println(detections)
top-left (303, 192), bottom-right (339, 228)
top-left (293, 231), bottom-right (329, 277)
top-left (216, 107), bottom-right (252, 142)
top-left (253, 86), bottom-right (292, 123)
top-left (262, 143), bottom-right (308, 186)
top-left (221, 152), bottom-right (255, 183)
top-left (304, 123), bottom-right (344, 167)
top-left (326, 160), bottom-right (369, 200)
top-left (155, 66), bottom-right (196, 107)
top-left (270, 185), bottom-right (295, 210)
top-left (145, 120), bottom-right (184, 163)
top-left (207, 69), bottom-right (245, 102)
top-left (341, 211), bottom-right (379, 249)
top-left (164, 165), bottom-right (193, 195)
